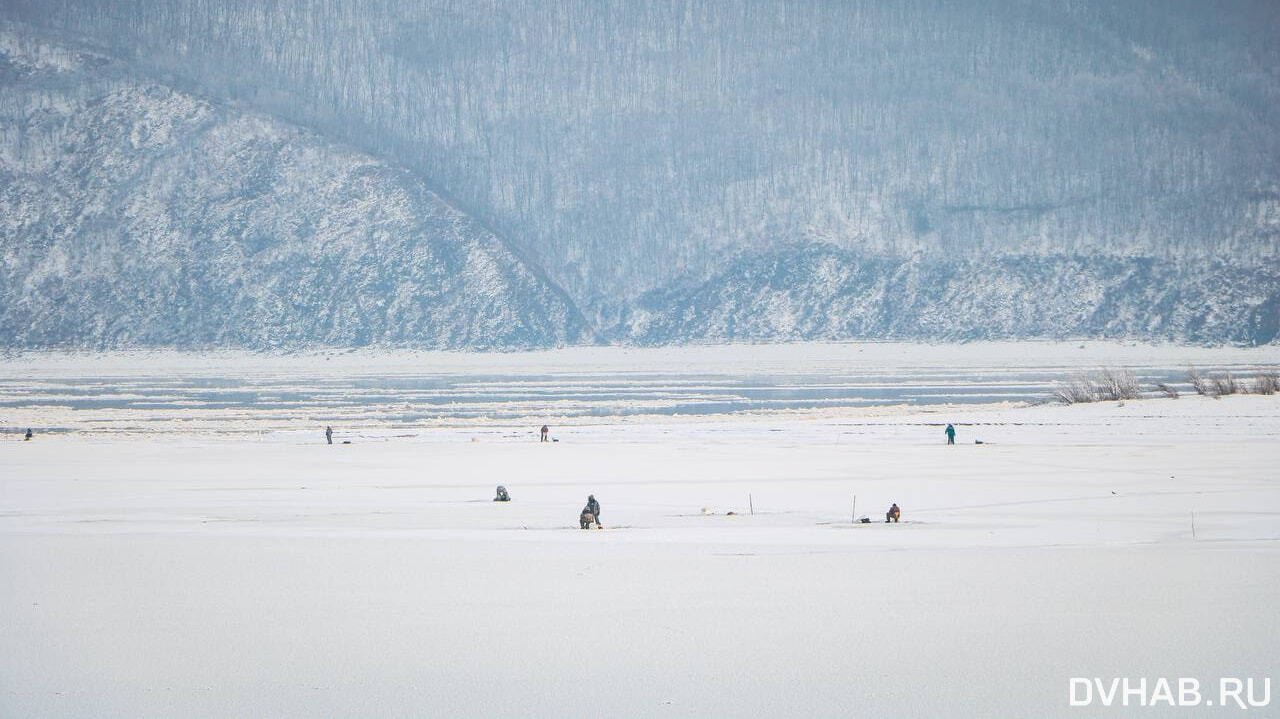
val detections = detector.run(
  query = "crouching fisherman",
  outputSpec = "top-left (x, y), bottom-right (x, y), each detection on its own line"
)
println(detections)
top-left (494, 485), bottom-right (511, 502)
top-left (885, 503), bottom-right (901, 523)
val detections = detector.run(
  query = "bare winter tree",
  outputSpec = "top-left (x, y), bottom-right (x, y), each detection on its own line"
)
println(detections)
top-left (1210, 372), bottom-right (1240, 397)
top-left (1187, 366), bottom-right (1209, 395)
top-left (1053, 375), bottom-right (1095, 404)
top-left (1095, 368), bottom-right (1141, 401)
top-left (1251, 370), bottom-right (1278, 395)
top-left (1053, 368), bottom-right (1141, 404)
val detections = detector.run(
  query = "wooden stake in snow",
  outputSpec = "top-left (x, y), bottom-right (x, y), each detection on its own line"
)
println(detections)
top-left (749, 493), bottom-right (754, 516)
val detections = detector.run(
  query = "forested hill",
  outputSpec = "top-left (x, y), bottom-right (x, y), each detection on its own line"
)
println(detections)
top-left (2, 1), bottom-right (1277, 318)
top-left (1, 2), bottom-right (1278, 349)
top-left (0, 29), bottom-right (587, 350)
top-left (613, 244), bottom-right (1280, 346)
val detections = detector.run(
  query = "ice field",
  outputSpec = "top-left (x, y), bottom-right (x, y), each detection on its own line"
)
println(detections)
top-left (2, 342), bottom-right (1278, 717)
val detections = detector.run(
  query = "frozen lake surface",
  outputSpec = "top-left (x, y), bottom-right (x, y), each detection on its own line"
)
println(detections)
top-left (0, 367), bottom-right (1206, 425)
top-left (2, 342), bottom-right (1278, 717)
top-left (2, 341), bottom-right (1276, 434)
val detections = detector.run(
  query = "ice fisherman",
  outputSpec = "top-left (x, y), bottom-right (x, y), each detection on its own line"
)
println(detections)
top-left (945, 423), bottom-right (956, 444)
top-left (540, 424), bottom-right (549, 442)
top-left (580, 494), bottom-right (602, 529)
top-left (325, 426), bottom-right (333, 445)
top-left (24, 428), bottom-right (32, 441)
top-left (886, 503), bottom-right (901, 523)
top-left (494, 485), bottom-right (511, 502)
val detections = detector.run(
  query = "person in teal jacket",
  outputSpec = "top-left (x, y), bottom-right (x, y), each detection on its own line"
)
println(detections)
top-left (945, 423), bottom-right (956, 444)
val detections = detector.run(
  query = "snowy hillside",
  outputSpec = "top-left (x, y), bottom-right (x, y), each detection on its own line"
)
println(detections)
top-left (616, 243), bottom-right (1280, 345)
top-left (2, 1), bottom-right (1276, 314)
top-left (0, 29), bottom-right (587, 350)
top-left (1, 7), bottom-right (1278, 349)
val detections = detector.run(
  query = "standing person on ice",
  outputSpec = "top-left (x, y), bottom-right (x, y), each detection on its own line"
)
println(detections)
top-left (540, 424), bottom-right (549, 442)
top-left (325, 426), bottom-right (333, 445)
top-left (944, 423), bottom-right (956, 444)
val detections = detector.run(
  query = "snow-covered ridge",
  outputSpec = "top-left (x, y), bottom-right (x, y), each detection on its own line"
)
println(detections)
top-left (2, 22), bottom-right (1276, 351)
top-left (0, 25), bottom-right (587, 351)
top-left (3, 1), bottom-right (1277, 312)
top-left (615, 243), bottom-right (1280, 345)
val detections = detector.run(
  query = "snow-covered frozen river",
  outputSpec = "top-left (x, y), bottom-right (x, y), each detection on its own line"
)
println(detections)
top-left (0, 366), bottom-right (1204, 419)
top-left (2, 342), bottom-right (1278, 717)
top-left (2, 341), bottom-right (1276, 434)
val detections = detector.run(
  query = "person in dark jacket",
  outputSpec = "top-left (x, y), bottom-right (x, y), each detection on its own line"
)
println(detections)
top-left (885, 503), bottom-right (901, 523)
top-left (540, 424), bottom-right (549, 442)
top-left (325, 426), bottom-right (333, 445)
top-left (494, 485), bottom-right (511, 502)
top-left (24, 428), bottom-right (33, 441)
top-left (581, 494), bottom-right (601, 528)
top-left (944, 424), bottom-right (956, 444)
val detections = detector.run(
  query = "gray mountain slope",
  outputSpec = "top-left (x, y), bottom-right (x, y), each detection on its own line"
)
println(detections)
top-left (615, 243), bottom-right (1280, 345)
top-left (0, 29), bottom-right (587, 350)
top-left (3, 1), bottom-right (1276, 316)
top-left (1, 19), bottom-right (1276, 351)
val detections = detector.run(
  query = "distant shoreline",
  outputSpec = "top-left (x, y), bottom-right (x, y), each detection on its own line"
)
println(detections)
top-left (3, 340), bottom-right (1277, 376)
top-left (2, 342), bottom-right (1276, 436)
